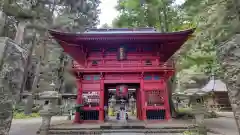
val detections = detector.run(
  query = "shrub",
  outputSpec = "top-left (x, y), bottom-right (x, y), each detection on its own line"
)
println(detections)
top-left (183, 131), bottom-right (199, 135)
top-left (13, 112), bottom-right (40, 119)
top-left (176, 107), bottom-right (218, 119)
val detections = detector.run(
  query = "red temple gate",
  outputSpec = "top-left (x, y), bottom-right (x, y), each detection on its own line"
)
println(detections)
top-left (49, 28), bottom-right (195, 123)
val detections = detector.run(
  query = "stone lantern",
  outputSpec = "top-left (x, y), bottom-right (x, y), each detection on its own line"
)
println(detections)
top-left (186, 88), bottom-right (207, 135)
top-left (174, 88), bottom-right (208, 135)
top-left (38, 91), bottom-right (61, 135)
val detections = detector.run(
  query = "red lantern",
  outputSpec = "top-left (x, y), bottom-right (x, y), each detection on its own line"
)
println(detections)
top-left (116, 85), bottom-right (128, 97)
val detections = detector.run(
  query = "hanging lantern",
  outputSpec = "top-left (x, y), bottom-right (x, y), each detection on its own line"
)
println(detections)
top-left (116, 85), bottom-right (128, 97)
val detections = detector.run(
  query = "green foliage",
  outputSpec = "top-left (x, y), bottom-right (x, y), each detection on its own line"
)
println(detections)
top-left (175, 0), bottom-right (239, 89)
top-left (113, 0), bottom-right (221, 91)
top-left (13, 112), bottom-right (40, 119)
top-left (113, 0), bottom-right (189, 32)
top-left (178, 107), bottom-right (192, 113)
top-left (182, 131), bottom-right (199, 135)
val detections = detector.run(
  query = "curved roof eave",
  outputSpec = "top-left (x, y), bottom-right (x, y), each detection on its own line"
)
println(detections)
top-left (48, 28), bottom-right (195, 37)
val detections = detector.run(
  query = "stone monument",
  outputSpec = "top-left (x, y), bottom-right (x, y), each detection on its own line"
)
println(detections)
top-left (0, 38), bottom-right (26, 135)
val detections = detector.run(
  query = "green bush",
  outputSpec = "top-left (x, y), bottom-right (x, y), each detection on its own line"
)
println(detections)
top-left (13, 112), bottom-right (40, 119)
top-left (183, 131), bottom-right (199, 135)
top-left (177, 107), bottom-right (218, 119)
top-left (178, 107), bottom-right (193, 114)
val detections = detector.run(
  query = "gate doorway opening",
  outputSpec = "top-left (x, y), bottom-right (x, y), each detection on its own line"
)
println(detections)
top-left (104, 83), bottom-right (140, 122)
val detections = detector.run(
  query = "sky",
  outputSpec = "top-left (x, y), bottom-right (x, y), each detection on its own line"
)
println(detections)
top-left (98, 0), bottom-right (185, 27)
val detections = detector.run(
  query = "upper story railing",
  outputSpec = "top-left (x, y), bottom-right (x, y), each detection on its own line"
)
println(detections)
top-left (72, 58), bottom-right (175, 71)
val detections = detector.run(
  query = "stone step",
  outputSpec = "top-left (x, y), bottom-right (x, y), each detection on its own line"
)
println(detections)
top-left (46, 128), bottom-right (199, 135)
top-left (49, 125), bottom-right (197, 130)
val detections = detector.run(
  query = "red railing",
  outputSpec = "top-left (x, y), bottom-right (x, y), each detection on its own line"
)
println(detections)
top-left (72, 60), bottom-right (174, 70)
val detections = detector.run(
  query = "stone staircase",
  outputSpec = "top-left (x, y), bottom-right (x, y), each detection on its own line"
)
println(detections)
top-left (43, 123), bottom-right (199, 135)
top-left (36, 118), bottom-right (222, 135)
top-left (47, 128), bottom-right (198, 135)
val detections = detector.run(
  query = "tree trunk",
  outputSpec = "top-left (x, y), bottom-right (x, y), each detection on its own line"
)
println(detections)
top-left (0, 11), bottom-right (6, 36)
top-left (19, 30), bottom-right (36, 103)
top-left (24, 32), bottom-right (48, 114)
top-left (158, 7), bottom-right (165, 32)
top-left (216, 34), bottom-right (240, 134)
top-left (55, 51), bottom-right (68, 105)
top-left (162, 0), bottom-right (169, 32)
top-left (167, 75), bottom-right (177, 117)
top-left (14, 20), bottom-right (28, 45)
top-left (24, 60), bottom-right (41, 114)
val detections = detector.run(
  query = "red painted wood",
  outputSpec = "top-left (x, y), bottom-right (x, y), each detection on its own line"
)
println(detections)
top-left (48, 28), bottom-right (195, 123)
top-left (99, 75), bottom-right (104, 121)
top-left (146, 106), bottom-right (165, 110)
top-left (140, 74), bottom-right (146, 120)
top-left (82, 83), bottom-right (100, 90)
top-left (58, 40), bottom-right (86, 65)
top-left (136, 88), bottom-right (142, 120)
top-left (49, 29), bottom-right (195, 61)
top-left (143, 82), bottom-right (165, 90)
top-left (104, 80), bottom-right (140, 83)
top-left (71, 67), bottom-right (174, 73)
top-left (83, 107), bottom-right (100, 110)
top-left (163, 80), bottom-right (171, 120)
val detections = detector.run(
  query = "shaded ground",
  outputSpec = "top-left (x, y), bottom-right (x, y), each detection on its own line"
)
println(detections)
top-left (205, 112), bottom-right (238, 135)
top-left (10, 116), bottom-right (67, 135)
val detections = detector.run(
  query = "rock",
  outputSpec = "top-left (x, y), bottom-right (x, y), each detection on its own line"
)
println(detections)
top-left (0, 37), bottom-right (27, 135)
top-left (217, 34), bottom-right (240, 133)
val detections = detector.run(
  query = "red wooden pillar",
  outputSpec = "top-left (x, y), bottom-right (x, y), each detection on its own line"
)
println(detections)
top-left (99, 74), bottom-right (104, 122)
top-left (74, 77), bottom-right (83, 123)
top-left (136, 89), bottom-right (139, 119)
top-left (140, 73), bottom-right (146, 120)
top-left (163, 74), bottom-right (171, 120)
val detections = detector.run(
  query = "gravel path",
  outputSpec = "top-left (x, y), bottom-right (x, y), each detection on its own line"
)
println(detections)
top-left (205, 117), bottom-right (238, 135)
top-left (9, 116), bottom-right (67, 135)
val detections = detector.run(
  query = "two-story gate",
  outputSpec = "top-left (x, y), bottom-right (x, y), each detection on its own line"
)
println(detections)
top-left (49, 28), bottom-right (195, 123)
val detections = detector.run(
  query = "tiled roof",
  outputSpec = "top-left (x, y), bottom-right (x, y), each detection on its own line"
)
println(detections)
top-left (201, 79), bottom-right (227, 92)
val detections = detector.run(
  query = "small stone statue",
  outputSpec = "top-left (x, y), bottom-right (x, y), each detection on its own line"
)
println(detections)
top-left (119, 98), bottom-right (126, 110)
top-left (108, 95), bottom-right (116, 116)
top-left (117, 97), bottom-right (128, 121)
top-left (129, 95), bottom-right (136, 115)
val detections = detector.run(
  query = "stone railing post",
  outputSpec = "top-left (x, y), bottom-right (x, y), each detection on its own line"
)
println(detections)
top-left (38, 91), bottom-right (61, 135)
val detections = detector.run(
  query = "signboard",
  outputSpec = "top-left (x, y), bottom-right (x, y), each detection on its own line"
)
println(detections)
top-left (117, 46), bottom-right (126, 60)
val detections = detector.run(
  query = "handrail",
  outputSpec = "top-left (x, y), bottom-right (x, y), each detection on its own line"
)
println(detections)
top-left (72, 61), bottom-right (174, 69)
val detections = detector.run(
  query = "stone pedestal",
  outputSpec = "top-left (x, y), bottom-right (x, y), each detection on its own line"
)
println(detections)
top-left (38, 91), bottom-right (61, 135)
top-left (39, 112), bottom-right (53, 135)
top-left (192, 104), bottom-right (207, 135)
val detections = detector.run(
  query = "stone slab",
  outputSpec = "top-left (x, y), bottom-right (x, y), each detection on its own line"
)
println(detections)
top-left (50, 119), bottom-right (194, 129)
